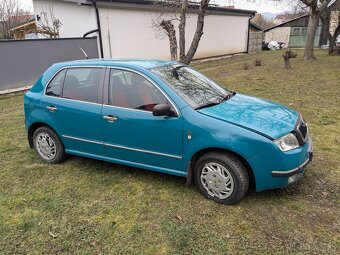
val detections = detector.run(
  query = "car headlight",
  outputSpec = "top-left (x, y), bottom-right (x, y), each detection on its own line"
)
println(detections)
top-left (274, 133), bottom-right (300, 152)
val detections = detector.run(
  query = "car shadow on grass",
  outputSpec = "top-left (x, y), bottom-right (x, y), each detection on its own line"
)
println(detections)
top-left (65, 154), bottom-right (186, 186)
top-left (60, 154), bottom-right (330, 206)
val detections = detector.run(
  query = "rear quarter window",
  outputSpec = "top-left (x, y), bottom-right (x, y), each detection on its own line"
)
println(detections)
top-left (45, 69), bottom-right (66, 97)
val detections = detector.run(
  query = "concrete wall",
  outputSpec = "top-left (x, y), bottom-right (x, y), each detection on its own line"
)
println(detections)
top-left (264, 27), bottom-right (291, 45)
top-left (33, 0), bottom-right (250, 60)
top-left (248, 32), bottom-right (262, 53)
top-left (0, 37), bottom-right (98, 90)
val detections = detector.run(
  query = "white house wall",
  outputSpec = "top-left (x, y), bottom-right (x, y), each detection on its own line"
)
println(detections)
top-left (264, 27), bottom-right (291, 45)
top-left (33, 0), bottom-right (250, 60)
top-left (33, 0), bottom-right (96, 38)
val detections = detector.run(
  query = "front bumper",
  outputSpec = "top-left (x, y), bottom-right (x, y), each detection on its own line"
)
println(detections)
top-left (271, 140), bottom-right (313, 178)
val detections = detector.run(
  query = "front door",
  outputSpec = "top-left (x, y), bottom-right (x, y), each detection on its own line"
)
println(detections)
top-left (102, 68), bottom-right (183, 174)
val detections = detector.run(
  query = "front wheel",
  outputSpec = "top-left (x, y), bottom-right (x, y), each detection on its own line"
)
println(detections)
top-left (194, 152), bottom-right (249, 204)
top-left (33, 126), bottom-right (66, 164)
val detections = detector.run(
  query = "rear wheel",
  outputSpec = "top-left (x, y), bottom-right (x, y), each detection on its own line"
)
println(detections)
top-left (194, 152), bottom-right (249, 204)
top-left (33, 126), bottom-right (66, 164)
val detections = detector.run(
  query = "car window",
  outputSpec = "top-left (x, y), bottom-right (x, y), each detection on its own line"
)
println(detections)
top-left (46, 69), bottom-right (66, 97)
top-left (151, 65), bottom-right (228, 109)
top-left (109, 69), bottom-right (168, 112)
top-left (62, 68), bottom-right (104, 103)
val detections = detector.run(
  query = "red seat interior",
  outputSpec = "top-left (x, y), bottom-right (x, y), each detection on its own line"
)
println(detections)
top-left (111, 76), bottom-right (130, 108)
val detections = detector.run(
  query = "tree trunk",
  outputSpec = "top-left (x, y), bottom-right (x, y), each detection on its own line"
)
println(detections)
top-left (304, 8), bottom-right (319, 60)
top-left (328, 32), bottom-right (335, 54)
top-left (182, 0), bottom-right (210, 64)
top-left (283, 57), bottom-right (291, 69)
top-left (160, 20), bottom-right (178, 61)
top-left (179, 0), bottom-right (188, 62)
top-left (282, 50), bottom-right (296, 69)
top-left (328, 24), bottom-right (340, 55)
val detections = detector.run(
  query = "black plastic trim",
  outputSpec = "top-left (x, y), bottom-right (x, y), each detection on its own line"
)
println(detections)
top-left (185, 161), bottom-right (193, 186)
top-left (271, 158), bottom-right (309, 177)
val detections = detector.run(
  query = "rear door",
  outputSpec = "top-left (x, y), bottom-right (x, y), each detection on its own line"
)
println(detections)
top-left (41, 66), bottom-right (105, 155)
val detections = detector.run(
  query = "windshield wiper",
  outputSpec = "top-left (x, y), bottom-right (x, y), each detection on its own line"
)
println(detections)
top-left (195, 92), bottom-right (236, 110)
top-left (220, 91), bottom-right (236, 103)
top-left (195, 102), bottom-right (221, 110)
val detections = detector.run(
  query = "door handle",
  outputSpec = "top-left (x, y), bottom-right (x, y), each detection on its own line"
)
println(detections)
top-left (103, 115), bottom-right (117, 123)
top-left (46, 105), bottom-right (57, 112)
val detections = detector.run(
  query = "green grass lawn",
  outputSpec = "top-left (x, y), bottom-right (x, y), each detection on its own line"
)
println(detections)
top-left (0, 50), bottom-right (339, 254)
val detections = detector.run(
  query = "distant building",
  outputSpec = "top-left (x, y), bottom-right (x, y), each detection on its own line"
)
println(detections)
top-left (9, 16), bottom-right (38, 39)
top-left (263, 15), bottom-right (322, 48)
top-left (273, 14), bottom-right (302, 25)
top-left (0, 14), bottom-right (33, 39)
top-left (9, 15), bottom-right (59, 39)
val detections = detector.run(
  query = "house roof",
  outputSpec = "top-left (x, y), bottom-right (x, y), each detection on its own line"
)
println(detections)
top-left (274, 14), bottom-right (300, 20)
top-left (9, 15), bottom-right (35, 32)
top-left (249, 22), bottom-right (262, 31)
top-left (263, 14), bottom-right (309, 32)
top-left (55, 0), bottom-right (256, 16)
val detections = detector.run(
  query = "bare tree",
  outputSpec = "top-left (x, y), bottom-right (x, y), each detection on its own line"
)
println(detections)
top-left (286, 0), bottom-right (309, 15)
top-left (152, 0), bottom-right (210, 64)
top-left (251, 13), bottom-right (275, 29)
top-left (320, 0), bottom-right (340, 55)
top-left (152, 0), bottom-right (336, 62)
top-left (300, 0), bottom-right (332, 60)
top-left (262, 0), bottom-right (334, 60)
top-left (0, 0), bottom-right (30, 39)
top-left (327, 14), bottom-right (340, 54)
top-left (36, 2), bottom-right (62, 38)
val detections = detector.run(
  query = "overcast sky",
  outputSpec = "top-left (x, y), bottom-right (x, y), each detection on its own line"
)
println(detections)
top-left (212, 0), bottom-right (291, 13)
top-left (19, 0), bottom-right (291, 14)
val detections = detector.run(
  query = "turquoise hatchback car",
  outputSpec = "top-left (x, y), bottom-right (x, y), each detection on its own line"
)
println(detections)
top-left (24, 59), bottom-right (313, 204)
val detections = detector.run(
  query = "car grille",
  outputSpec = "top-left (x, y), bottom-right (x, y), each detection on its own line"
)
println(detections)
top-left (295, 117), bottom-right (308, 145)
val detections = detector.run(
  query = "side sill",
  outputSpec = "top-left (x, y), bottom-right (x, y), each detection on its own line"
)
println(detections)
top-left (65, 149), bottom-right (187, 177)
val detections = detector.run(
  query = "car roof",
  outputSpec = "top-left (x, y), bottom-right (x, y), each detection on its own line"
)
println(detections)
top-left (57, 59), bottom-right (176, 70)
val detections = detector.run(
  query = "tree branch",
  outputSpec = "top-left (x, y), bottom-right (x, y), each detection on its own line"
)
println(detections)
top-left (160, 20), bottom-right (178, 60)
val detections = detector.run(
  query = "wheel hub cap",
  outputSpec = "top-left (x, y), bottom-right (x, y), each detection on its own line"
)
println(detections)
top-left (200, 162), bottom-right (234, 199)
top-left (35, 133), bottom-right (57, 160)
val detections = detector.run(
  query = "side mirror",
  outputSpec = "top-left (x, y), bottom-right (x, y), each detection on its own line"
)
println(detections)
top-left (153, 104), bottom-right (176, 117)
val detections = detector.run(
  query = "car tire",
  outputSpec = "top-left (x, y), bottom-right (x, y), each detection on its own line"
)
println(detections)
top-left (194, 152), bottom-right (249, 204)
top-left (33, 126), bottom-right (66, 164)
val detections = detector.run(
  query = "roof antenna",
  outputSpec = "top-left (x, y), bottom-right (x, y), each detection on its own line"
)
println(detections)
top-left (79, 47), bottom-right (89, 59)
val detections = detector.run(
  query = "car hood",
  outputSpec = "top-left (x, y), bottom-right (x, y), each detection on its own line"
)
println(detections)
top-left (197, 93), bottom-right (299, 139)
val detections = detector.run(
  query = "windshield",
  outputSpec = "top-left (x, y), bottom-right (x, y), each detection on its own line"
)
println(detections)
top-left (151, 64), bottom-right (231, 109)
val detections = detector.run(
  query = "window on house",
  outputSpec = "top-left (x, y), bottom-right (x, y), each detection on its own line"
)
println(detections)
top-left (62, 68), bottom-right (104, 103)
top-left (46, 69), bottom-right (66, 97)
top-left (292, 28), bottom-right (300, 35)
top-left (301, 28), bottom-right (307, 35)
top-left (109, 69), bottom-right (168, 112)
